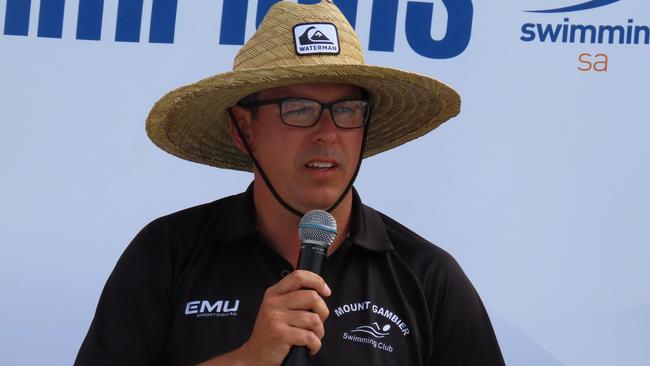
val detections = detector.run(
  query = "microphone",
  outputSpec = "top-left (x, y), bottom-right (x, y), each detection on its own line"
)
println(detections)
top-left (282, 210), bottom-right (337, 366)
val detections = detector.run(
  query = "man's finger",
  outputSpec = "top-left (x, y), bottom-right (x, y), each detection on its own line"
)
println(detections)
top-left (284, 326), bottom-right (323, 355)
top-left (286, 310), bottom-right (326, 339)
top-left (278, 290), bottom-right (330, 321)
top-left (269, 270), bottom-right (331, 297)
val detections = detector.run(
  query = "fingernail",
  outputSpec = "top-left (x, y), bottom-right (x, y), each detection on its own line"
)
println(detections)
top-left (324, 284), bottom-right (332, 296)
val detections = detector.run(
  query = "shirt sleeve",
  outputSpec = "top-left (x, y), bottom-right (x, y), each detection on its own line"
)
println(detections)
top-left (74, 223), bottom-right (172, 366)
top-left (427, 254), bottom-right (505, 366)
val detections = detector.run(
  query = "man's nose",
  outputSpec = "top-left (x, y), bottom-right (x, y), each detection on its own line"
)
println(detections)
top-left (312, 107), bottom-right (338, 142)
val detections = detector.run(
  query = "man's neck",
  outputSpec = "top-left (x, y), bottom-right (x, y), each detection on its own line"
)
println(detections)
top-left (252, 182), bottom-right (353, 267)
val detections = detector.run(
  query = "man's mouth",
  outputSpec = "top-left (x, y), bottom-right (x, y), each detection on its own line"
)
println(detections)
top-left (305, 160), bottom-right (338, 170)
top-left (306, 162), bottom-right (335, 169)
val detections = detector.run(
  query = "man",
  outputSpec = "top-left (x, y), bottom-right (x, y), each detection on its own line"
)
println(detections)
top-left (75, 1), bottom-right (505, 365)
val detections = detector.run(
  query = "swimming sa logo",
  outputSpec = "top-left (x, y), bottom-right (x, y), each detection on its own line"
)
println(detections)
top-left (525, 0), bottom-right (619, 13)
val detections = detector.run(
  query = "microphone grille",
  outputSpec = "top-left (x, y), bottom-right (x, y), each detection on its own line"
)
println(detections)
top-left (299, 210), bottom-right (338, 246)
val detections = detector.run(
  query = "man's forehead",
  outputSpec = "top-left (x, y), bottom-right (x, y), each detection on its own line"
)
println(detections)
top-left (256, 83), bottom-right (364, 100)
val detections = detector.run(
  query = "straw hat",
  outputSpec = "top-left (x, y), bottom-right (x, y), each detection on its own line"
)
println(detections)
top-left (146, 0), bottom-right (460, 171)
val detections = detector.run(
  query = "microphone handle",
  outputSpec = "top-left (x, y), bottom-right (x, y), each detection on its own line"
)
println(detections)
top-left (296, 241), bottom-right (328, 274)
top-left (282, 346), bottom-right (309, 366)
top-left (282, 242), bottom-right (328, 366)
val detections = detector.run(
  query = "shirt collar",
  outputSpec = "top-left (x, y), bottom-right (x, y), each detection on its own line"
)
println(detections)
top-left (213, 183), bottom-right (394, 252)
top-left (348, 189), bottom-right (394, 252)
top-left (212, 183), bottom-right (257, 243)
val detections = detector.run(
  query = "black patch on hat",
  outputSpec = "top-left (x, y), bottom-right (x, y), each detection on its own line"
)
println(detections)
top-left (293, 23), bottom-right (340, 56)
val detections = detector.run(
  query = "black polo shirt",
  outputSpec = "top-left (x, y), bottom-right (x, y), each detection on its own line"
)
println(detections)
top-left (75, 186), bottom-right (505, 366)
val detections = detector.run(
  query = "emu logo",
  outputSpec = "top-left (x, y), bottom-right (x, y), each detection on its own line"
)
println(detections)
top-left (185, 299), bottom-right (240, 317)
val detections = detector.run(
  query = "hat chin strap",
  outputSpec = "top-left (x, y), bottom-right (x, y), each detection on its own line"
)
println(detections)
top-left (227, 108), bottom-right (371, 218)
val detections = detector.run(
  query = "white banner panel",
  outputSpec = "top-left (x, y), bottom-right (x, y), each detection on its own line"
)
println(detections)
top-left (1, 1), bottom-right (648, 365)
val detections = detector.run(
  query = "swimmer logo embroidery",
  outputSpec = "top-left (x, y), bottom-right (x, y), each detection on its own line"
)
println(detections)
top-left (352, 322), bottom-right (391, 338)
top-left (293, 23), bottom-right (340, 55)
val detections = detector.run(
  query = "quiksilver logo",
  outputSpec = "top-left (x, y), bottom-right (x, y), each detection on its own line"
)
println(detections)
top-left (185, 299), bottom-right (240, 318)
top-left (293, 23), bottom-right (340, 55)
top-left (299, 27), bottom-right (333, 45)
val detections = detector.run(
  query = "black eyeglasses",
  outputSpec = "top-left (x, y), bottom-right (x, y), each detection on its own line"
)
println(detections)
top-left (238, 97), bottom-right (371, 129)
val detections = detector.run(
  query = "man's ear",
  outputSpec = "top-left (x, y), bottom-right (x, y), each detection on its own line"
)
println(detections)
top-left (228, 106), bottom-right (254, 155)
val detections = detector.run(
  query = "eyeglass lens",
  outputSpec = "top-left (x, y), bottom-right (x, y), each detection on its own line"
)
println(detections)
top-left (280, 99), bottom-right (367, 128)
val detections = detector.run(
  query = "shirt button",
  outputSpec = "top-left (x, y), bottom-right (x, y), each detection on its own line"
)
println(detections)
top-left (280, 269), bottom-right (291, 277)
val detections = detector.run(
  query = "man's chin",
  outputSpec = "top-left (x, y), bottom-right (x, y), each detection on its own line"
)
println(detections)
top-left (295, 200), bottom-right (336, 213)
top-left (294, 188), bottom-right (350, 213)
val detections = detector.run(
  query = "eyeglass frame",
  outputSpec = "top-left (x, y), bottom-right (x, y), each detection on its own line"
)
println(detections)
top-left (237, 97), bottom-right (372, 129)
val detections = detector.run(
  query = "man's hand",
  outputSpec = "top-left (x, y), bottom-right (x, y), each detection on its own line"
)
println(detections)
top-left (197, 270), bottom-right (331, 366)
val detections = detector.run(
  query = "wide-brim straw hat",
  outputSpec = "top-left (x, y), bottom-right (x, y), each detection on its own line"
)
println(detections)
top-left (146, 0), bottom-right (460, 172)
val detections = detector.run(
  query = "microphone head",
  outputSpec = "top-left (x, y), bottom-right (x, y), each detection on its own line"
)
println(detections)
top-left (299, 210), bottom-right (338, 246)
